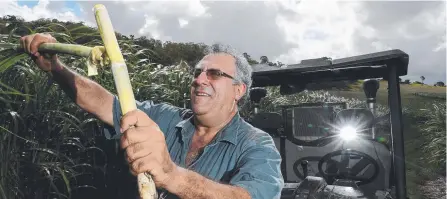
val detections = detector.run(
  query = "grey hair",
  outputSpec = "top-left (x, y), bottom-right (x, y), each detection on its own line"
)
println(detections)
top-left (203, 43), bottom-right (253, 106)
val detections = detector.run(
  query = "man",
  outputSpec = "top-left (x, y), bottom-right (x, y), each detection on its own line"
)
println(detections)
top-left (20, 33), bottom-right (284, 199)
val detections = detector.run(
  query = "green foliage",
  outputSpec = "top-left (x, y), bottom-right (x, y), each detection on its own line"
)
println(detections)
top-left (434, 81), bottom-right (445, 87)
top-left (409, 102), bottom-right (446, 172)
top-left (412, 81), bottom-right (424, 85)
top-left (421, 103), bottom-right (446, 171)
top-left (0, 15), bottom-right (208, 67)
top-left (0, 37), bottom-right (106, 198)
top-left (413, 92), bottom-right (446, 100)
top-left (131, 61), bottom-right (193, 106)
top-left (241, 88), bottom-right (389, 117)
top-left (0, 16), bottom-right (200, 199)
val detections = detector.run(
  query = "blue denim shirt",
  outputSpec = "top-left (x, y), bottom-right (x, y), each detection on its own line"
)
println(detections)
top-left (105, 96), bottom-right (284, 199)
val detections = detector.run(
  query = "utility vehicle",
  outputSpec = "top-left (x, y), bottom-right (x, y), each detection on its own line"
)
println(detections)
top-left (248, 49), bottom-right (409, 199)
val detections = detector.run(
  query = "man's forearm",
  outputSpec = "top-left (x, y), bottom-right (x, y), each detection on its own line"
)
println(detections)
top-left (49, 58), bottom-right (114, 125)
top-left (165, 167), bottom-right (251, 199)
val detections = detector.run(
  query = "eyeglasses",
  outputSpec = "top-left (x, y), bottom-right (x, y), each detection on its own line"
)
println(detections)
top-left (193, 68), bottom-right (234, 80)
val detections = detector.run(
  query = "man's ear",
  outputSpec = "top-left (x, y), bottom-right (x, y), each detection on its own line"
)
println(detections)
top-left (235, 84), bottom-right (247, 101)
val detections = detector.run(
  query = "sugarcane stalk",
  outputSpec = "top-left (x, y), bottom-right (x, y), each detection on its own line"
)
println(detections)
top-left (0, 43), bottom-right (109, 76)
top-left (0, 43), bottom-right (93, 57)
top-left (93, 4), bottom-right (158, 199)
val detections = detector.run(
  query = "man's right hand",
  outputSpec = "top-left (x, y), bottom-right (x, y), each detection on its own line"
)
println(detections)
top-left (20, 34), bottom-right (115, 127)
top-left (20, 33), bottom-right (61, 72)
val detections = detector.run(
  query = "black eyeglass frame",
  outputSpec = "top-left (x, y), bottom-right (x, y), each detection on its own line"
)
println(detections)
top-left (192, 68), bottom-right (234, 80)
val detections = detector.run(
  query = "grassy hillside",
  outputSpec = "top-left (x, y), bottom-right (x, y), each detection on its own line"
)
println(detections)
top-left (331, 80), bottom-right (445, 107)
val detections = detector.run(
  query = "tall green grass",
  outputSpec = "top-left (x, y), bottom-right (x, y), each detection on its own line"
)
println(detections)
top-left (401, 101), bottom-right (446, 199)
top-left (0, 21), bottom-right (194, 199)
top-left (407, 102), bottom-right (446, 173)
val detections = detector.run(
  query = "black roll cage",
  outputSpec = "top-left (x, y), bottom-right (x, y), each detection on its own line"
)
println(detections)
top-left (251, 49), bottom-right (409, 199)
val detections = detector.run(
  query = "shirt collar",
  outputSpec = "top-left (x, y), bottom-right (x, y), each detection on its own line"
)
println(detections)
top-left (175, 112), bottom-right (242, 145)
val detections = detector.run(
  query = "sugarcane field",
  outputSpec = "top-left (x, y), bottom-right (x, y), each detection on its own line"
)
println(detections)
top-left (0, 1), bottom-right (446, 199)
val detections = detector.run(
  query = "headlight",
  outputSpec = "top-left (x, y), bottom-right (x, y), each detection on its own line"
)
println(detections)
top-left (339, 126), bottom-right (357, 141)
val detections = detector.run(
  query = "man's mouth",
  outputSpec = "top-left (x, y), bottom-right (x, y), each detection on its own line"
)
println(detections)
top-left (195, 91), bottom-right (211, 97)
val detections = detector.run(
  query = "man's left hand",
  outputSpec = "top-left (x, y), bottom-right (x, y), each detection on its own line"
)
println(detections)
top-left (120, 109), bottom-right (177, 188)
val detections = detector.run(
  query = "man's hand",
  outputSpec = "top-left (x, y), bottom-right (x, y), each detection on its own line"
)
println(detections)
top-left (120, 110), bottom-right (177, 189)
top-left (20, 33), bottom-right (62, 72)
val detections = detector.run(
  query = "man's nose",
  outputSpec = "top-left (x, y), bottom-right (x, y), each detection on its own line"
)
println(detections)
top-left (194, 70), bottom-right (209, 85)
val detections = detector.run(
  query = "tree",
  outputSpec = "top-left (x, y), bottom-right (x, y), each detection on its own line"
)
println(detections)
top-left (243, 52), bottom-right (259, 65)
top-left (434, 81), bottom-right (445, 87)
top-left (403, 79), bottom-right (411, 84)
top-left (275, 61), bottom-right (285, 67)
top-left (260, 56), bottom-right (269, 64)
top-left (259, 56), bottom-right (282, 67)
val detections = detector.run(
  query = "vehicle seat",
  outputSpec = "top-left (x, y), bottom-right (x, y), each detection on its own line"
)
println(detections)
top-left (251, 112), bottom-right (283, 136)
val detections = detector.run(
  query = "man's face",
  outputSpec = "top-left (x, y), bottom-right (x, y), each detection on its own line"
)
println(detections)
top-left (190, 53), bottom-right (243, 116)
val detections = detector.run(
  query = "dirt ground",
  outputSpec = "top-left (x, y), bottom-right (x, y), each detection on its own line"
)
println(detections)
top-left (420, 177), bottom-right (446, 199)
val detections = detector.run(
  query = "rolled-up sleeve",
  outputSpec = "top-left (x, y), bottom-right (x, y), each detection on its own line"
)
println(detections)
top-left (229, 136), bottom-right (284, 199)
top-left (103, 95), bottom-right (183, 140)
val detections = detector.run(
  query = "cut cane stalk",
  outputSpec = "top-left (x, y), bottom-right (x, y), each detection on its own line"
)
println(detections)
top-left (93, 4), bottom-right (158, 199)
top-left (0, 43), bottom-right (109, 76)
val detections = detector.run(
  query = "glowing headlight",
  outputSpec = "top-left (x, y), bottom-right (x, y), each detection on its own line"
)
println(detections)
top-left (339, 126), bottom-right (357, 141)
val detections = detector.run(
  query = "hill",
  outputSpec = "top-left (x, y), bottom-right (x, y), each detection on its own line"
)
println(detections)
top-left (331, 80), bottom-right (445, 108)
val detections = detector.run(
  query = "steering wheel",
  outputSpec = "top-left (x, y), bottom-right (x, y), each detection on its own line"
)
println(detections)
top-left (317, 149), bottom-right (380, 186)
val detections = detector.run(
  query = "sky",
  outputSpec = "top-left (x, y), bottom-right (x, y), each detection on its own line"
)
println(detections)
top-left (1, 0), bottom-right (446, 84)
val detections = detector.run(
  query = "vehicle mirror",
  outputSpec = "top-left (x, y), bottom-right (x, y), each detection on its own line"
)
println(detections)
top-left (363, 79), bottom-right (380, 100)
